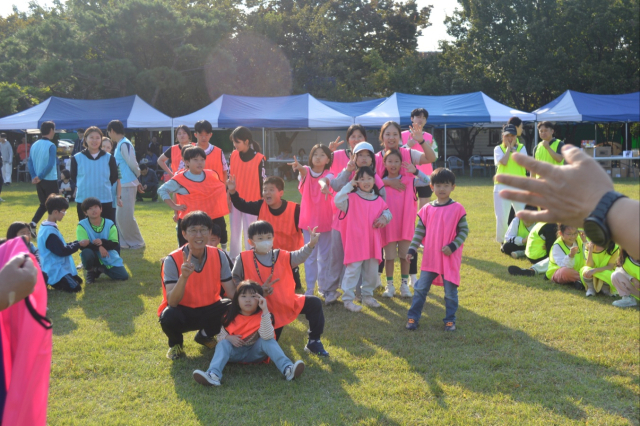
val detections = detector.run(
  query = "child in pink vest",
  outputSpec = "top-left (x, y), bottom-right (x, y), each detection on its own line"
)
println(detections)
top-left (405, 168), bottom-right (469, 332)
top-left (334, 166), bottom-right (391, 312)
top-left (379, 149), bottom-right (430, 299)
top-left (289, 144), bottom-right (334, 296)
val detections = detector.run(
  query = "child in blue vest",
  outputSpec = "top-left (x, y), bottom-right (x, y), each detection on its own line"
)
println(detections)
top-left (37, 194), bottom-right (89, 293)
top-left (76, 197), bottom-right (129, 284)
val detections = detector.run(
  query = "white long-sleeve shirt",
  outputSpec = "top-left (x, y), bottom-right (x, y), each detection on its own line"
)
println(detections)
top-left (552, 242), bottom-right (579, 268)
top-left (0, 141), bottom-right (13, 163)
top-left (334, 184), bottom-right (392, 225)
top-left (503, 217), bottom-right (534, 246)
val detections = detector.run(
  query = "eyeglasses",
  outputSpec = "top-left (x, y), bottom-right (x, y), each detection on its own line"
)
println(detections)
top-left (186, 228), bottom-right (209, 236)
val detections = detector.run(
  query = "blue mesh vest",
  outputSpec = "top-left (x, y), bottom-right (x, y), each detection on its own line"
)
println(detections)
top-left (37, 224), bottom-right (77, 284)
top-left (78, 218), bottom-right (123, 268)
top-left (114, 138), bottom-right (138, 184)
top-left (74, 152), bottom-right (113, 203)
top-left (30, 138), bottom-right (57, 181)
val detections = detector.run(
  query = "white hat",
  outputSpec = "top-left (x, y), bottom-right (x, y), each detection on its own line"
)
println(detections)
top-left (353, 142), bottom-right (374, 154)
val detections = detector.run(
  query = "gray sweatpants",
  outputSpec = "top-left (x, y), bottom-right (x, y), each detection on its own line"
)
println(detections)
top-left (116, 186), bottom-right (145, 249)
top-left (341, 259), bottom-right (378, 302)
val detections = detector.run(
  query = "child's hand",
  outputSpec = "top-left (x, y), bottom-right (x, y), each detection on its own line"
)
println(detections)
top-left (256, 294), bottom-right (268, 312)
top-left (350, 177), bottom-right (358, 188)
top-left (308, 226), bottom-right (320, 247)
top-left (79, 239), bottom-right (90, 248)
top-left (261, 274), bottom-right (280, 296)
top-left (373, 217), bottom-right (386, 228)
top-left (328, 136), bottom-right (344, 152)
top-left (226, 175), bottom-right (237, 193)
top-left (383, 178), bottom-right (406, 191)
top-left (99, 246), bottom-right (109, 258)
top-left (442, 246), bottom-right (452, 256)
top-left (287, 156), bottom-right (302, 172)
top-left (92, 239), bottom-right (102, 246)
top-left (320, 184), bottom-right (332, 200)
top-left (402, 161), bottom-right (417, 174)
top-left (181, 251), bottom-right (195, 279)
top-left (405, 253), bottom-right (414, 262)
top-left (583, 269), bottom-right (594, 279)
top-left (569, 246), bottom-right (579, 257)
top-left (226, 335), bottom-right (244, 347)
top-left (172, 211), bottom-right (179, 223)
top-left (173, 203), bottom-right (187, 212)
top-left (346, 155), bottom-right (357, 173)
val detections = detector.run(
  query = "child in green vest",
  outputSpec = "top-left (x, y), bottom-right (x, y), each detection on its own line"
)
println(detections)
top-left (611, 249), bottom-right (639, 308)
top-left (501, 205), bottom-right (537, 258)
top-left (533, 122), bottom-right (564, 178)
top-left (546, 225), bottom-right (584, 288)
top-left (580, 240), bottom-right (619, 297)
top-left (507, 222), bottom-right (558, 277)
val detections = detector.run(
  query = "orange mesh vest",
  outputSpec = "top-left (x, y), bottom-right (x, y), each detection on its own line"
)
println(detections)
top-left (170, 143), bottom-right (195, 174)
top-left (224, 312), bottom-right (275, 343)
top-left (229, 150), bottom-right (265, 202)
top-left (259, 201), bottom-right (303, 252)
top-left (173, 170), bottom-right (230, 220)
top-left (204, 145), bottom-right (225, 179)
top-left (240, 250), bottom-right (305, 329)
top-left (158, 246), bottom-right (222, 315)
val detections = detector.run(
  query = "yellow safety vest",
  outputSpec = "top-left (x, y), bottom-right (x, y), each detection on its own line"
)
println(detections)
top-left (495, 142), bottom-right (526, 184)
top-left (547, 236), bottom-right (585, 280)
top-left (534, 139), bottom-right (563, 178)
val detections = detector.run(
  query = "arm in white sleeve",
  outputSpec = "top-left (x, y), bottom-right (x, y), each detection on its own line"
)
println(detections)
top-left (414, 170), bottom-right (430, 187)
top-left (334, 183), bottom-right (352, 212)
top-left (504, 217), bottom-right (523, 245)
top-left (258, 313), bottom-right (275, 340)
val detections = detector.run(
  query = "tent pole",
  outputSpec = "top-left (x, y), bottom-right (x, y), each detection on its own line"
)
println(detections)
top-left (626, 122), bottom-right (629, 151)
top-left (171, 125), bottom-right (174, 145)
top-left (262, 128), bottom-right (266, 157)
top-left (444, 124), bottom-right (447, 164)
top-left (594, 124), bottom-right (597, 144)
top-left (534, 122), bottom-right (538, 145)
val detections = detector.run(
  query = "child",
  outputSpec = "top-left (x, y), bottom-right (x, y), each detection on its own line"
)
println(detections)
top-left (58, 169), bottom-right (75, 202)
top-left (580, 240), bottom-right (619, 297)
top-left (493, 124), bottom-right (527, 243)
top-left (76, 197), bottom-right (129, 284)
top-left (231, 221), bottom-right (329, 356)
top-left (507, 222), bottom-right (559, 277)
top-left (158, 125), bottom-right (194, 176)
top-left (501, 205), bottom-right (538, 258)
top-left (289, 144), bottom-right (334, 296)
top-left (402, 108), bottom-right (438, 209)
top-left (101, 137), bottom-right (123, 212)
top-left (159, 211), bottom-right (236, 360)
top-left (37, 194), bottom-right (89, 292)
top-left (136, 164), bottom-right (159, 202)
top-left (405, 168), bottom-right (469, 332)
top-left (228, 175), bottom-right (304, 288)
top-left (611, 250), bottom-right (639, 308)
top-left (194, 120), bottom-right (228, 181)
top-left (192, 281), bottom-right (305, 386)
top-left (158, 146), bottom-right (229, 248)
top-left (533, 121), bottom-right (564, 178)
top-left (70, 126), bottom-right (119, 221)
top-left (228, 126), bottom-right (265, 259)
top-left (6, 221), bottom-right (42, 268)
top-left (546, 225), bottom-right (585, 287)
top-left (380, 149), bottom-right (430, 298)
top-left (334, 167), bottom-right (391, 312)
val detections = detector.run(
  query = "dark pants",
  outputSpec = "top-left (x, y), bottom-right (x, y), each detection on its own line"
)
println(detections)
top-left (136, 186), bottom-right (158, 201)
top-left (177, 216), bottom-right (228, 248)
top-left (293, 266), bottom-right (302, 289)
top-left (274, 295), bottom-right (324, 341)
top-left (32, 179), bottom-right (59, 224)
top-left (159, 300), bottom-right (231, 347)
top-left (378, 248), bottom-right (417, 274)
top-left (80, 248), bottom-right (129, 280)
top-left (77, 202), bottom-right (114, 222)
top-left (501, 242), bottom-right (525, 255)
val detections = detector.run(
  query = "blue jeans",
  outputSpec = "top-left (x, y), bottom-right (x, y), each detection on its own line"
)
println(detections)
top-left (407, 271), bottom-right (459, 324)
top-left (207, 338), bottom-right (293, 379)
top-left (80, 248), bottom-right (129, 281)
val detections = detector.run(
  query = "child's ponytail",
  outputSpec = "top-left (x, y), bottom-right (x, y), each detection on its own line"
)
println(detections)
top-left (231, 126), bottom-right (261, 153)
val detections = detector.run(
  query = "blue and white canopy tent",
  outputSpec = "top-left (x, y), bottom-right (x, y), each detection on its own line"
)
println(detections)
top-left (317, 98), bottom-right (387, 118)
top-left (355, 92), bottom-right (536, 160)
top-left (0, 95), bottom-right (173, 130)
top-left (533, 91), bottom-right (640, 149)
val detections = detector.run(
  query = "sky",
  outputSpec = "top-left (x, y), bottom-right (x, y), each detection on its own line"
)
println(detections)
top-left (0, 0), bottom-right (457, 51)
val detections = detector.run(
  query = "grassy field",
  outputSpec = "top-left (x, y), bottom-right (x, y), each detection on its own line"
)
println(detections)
top-left (0, 176), bottom-right (638, 425)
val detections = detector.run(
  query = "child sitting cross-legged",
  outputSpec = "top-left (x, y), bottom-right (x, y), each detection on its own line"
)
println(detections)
top-left (76, 197), bottom-right (129, 284)
top-left (37, 194), bottom-right (89, 293)
top-left (192, 280), bottom-right (305, 386)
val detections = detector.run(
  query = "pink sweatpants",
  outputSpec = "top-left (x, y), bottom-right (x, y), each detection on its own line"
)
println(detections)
top-left (552, 267), bottom-right (580, 284)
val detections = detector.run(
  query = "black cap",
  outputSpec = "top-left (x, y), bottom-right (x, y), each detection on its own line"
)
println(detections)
top-left (502, 124), bottom-right (517, 136)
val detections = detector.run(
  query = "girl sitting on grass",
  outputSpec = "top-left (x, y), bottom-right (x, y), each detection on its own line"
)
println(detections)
top-left (192, 281), bottom-right (305, 386)
top-left (546, 225), bottom-right (585, 288)
top-left (580, 240), bottom-right (619, 297)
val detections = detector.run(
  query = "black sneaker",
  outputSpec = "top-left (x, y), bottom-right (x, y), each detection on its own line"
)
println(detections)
top-left (572, 280), bottom-right (584, 290)
top-left (444, 322), bottom-right (456, 332)
top-left (304, 339), bottom-right (329, 357)
top-left (508, 266), bottom-right (535, 277)
top-left (405, 319), bottom-right (419, 331)
top-left (194, 330), bottom-right (216, 349)
top-left (84, 269), bottom-right (97, 284)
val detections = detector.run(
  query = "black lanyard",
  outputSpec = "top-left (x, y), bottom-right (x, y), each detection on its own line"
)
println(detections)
top-left (252, 249), bottom-right (275, 284)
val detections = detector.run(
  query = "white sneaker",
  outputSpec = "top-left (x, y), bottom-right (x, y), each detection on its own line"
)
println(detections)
top-left (511, 250), bottom-right (525, 259)
top-left (344, 301), bottom-right (362, 312)
top-left (382, 283), bottom-right (395, 298)
top-left (193, 370), bottom-right (221, 386)
top-left (324, 291), bottom-right (340, 305)
top-left (376, 275), bottom-right (383, 288)
top-left (284, 360), bottom-right (305, 381)
top-left (399, 283), bottom-right (412, 298)
top-left (409, 274), bottom-right (418, 287)
top-left (585, 288), bottom-right (596, 297)
top-left (362, 296), bottom-right (381, 308)
top-left (612, 296), bottom-right (638, 308)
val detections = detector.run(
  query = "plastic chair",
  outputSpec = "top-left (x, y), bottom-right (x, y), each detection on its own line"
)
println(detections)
top-left (469, 155), bottom-right (485, 177)
top-left (17, 162), bottom-right (30, 182)
top-left (446, 156), bottom-right (465, 176)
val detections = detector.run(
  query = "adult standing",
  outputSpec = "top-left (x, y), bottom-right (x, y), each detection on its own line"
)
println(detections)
top-left (493, 124), bottom-right (527, 242)
top-left (0, 133), bottom-right (13, 185)
top-left (28, 121), bottom-right (59, 236)
top-left (148, 135), bottom-right (161, 157)
top-left (402, 108), bottom-right (438, 209)
top-left (16, 136), bottom-right (31, 162)
top-left (532, 121), bottom-right (564, 178)
top-left (72, 129), bottom-right (85, 156)
top-left (107, 120), bottom-right (145, 249)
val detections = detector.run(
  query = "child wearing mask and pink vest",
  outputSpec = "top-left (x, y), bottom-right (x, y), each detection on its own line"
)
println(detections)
top-left (334, 166), bottom-right (391, 312)
top-left (405, 168), bottom-right (469, 332)
top-left (288, 144), bottom-right (334, 296)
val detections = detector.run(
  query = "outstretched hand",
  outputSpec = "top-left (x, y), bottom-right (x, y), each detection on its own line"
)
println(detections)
top-left (402, 161), bottom-right (417, 174)
top-left (409, 122), bottom-right (424, 143)
top-left (308, 226), bottom-right (320, 247)
top-left (226, 175), bottom-right (237, 194)
top-left (181, 251), bottom-right (195, 279)
top-left (261, 273), bottom-right (280, 296)
top-left (287, 155), bottom-right (302, 173)
top-left (328, 136), bottom-right (345, 152)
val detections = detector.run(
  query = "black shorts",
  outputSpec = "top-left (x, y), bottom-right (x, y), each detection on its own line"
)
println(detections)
top-left (416, 186), bottom-right (433, 198)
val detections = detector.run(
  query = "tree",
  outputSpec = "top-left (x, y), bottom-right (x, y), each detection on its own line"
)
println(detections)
top-left (0, 82), bottom-right (50, 117)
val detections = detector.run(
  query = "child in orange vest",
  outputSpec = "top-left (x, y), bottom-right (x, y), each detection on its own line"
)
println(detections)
top-left (194, 120), bottom-right (228, 181)
top-left (158, 146), bottom-right (229, 248)
top-left (231, 220), bottom-right (329, 356)
top-left (227, 175), bottom-right (305, 288)
top-left (192, 280), bottom-right (305, 386)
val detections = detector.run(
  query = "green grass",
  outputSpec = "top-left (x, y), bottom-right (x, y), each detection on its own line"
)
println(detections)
top-left (1, 177), bottom-right (639, 425)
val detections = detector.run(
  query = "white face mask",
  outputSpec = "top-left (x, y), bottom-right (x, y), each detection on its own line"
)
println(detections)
top-left (253, 240), bottom-right (273, 253)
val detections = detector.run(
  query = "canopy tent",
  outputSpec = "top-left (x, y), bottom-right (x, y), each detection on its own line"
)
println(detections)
top-left (173, 94), bottom-right (354, 129)
top-left (533, 91), bottom-right (640, 122)
top-left (0, 95), bottom-right (173, 130)
top-left (317, 98), bottom-right (386, 118)
top-left (355, 92), bottom-right (536, 127)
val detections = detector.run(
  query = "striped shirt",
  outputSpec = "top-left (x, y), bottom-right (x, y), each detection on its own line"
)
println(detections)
top-left (408, 199), bottom-right (469, 254)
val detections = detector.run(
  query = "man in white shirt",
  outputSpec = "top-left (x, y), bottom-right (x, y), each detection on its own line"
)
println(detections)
top-left (0, 133), bottom-right (13, 185)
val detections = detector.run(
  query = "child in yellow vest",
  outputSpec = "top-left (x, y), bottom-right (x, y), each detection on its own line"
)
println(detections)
top-left (611, 249), bottom-right (640, 308)
top-left (546, 225), bottom-right (584, 288)
top-left (580, 240), bottom-right (619, 297)
top-left (533, 122), bottom-right (564, 178)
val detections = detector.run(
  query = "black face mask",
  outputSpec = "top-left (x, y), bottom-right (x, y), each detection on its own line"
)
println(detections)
top-left (24, 296), bottom-right (52, 330)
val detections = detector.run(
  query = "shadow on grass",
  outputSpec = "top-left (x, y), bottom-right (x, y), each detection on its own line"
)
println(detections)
top-left (368, 292), bottom-right (638, 422)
